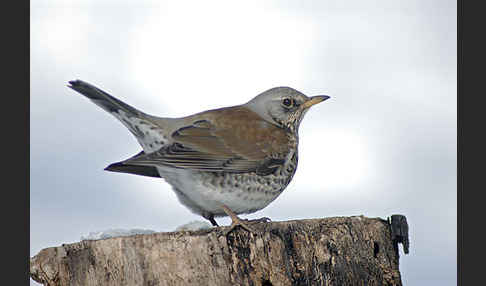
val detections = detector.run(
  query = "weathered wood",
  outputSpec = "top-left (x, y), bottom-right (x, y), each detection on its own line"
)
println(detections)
top-left (30, 216), bottom-right (405, 286)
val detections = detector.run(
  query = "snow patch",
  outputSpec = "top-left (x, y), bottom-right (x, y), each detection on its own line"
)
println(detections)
top-left (175, 221), bottom-right (213, 231)
top-left (81, 228), bottom-right (156, 240)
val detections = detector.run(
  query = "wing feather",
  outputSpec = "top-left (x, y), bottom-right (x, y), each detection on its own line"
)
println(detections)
top-left (121, 107), bottom-right (291, 174)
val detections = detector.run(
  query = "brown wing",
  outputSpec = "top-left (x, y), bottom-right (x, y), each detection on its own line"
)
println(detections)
top-left (123, 106), bottom-right (291, 174)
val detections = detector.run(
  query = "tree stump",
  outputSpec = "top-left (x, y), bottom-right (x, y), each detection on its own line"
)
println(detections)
top-left (30, 215), bottom-right (408, 286)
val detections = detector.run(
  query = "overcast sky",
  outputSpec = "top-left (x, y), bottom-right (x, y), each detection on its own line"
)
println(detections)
top-left (31, 0), bottom-right (456, 285)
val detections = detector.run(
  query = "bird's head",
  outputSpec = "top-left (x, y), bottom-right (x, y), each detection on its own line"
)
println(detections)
top-left (245, 87), bottom-right (330, 133)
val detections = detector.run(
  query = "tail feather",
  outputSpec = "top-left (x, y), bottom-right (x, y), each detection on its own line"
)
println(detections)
top-left (105, 162), bottom-right (161, 178)
top-left (68, 79), bottom-right (168, 153)
top-left (104, 151), bottom-right (161, 178)
top-left (68, 79), bottom-right (143, 117)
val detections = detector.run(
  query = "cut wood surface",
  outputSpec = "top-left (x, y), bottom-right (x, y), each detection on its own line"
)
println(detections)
top-left (30, 216), bottom-right (407, 286)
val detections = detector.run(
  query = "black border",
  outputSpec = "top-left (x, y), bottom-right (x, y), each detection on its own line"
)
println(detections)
top-left (457, 0), bottom-right (462, 284)
top-left (460, 0), bottom-right (484, 285)
top-left (8, 0), bottom-right (30, 284)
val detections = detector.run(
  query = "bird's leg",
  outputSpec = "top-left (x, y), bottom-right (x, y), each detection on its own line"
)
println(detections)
top-left (208, 215), bottom-right (219, 227)
top-left (202, 213), bottom-right (219, 227)
top-left (221, 204), bottom-right (257, 235)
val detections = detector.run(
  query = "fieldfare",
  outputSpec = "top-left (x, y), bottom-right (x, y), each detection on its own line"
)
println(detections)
top-left (68, 80), bottom-right (330, 233)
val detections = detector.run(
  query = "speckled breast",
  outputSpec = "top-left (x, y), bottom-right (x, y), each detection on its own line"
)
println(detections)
top-left (171, 154), bottom-right (297, 217)
top-left (162, 152), bottom-right (299, 217)
top-left (203, 155), bottom-right (297, 198)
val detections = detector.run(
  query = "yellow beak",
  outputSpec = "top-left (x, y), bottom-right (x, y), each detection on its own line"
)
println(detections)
top-left (301, 95), bottom-right (330, 109)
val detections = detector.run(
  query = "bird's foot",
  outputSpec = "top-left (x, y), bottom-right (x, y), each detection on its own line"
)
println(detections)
top-left (224, 216), bottom-right (257, 236)
top-left (220, 205), bottom-right (270, 236)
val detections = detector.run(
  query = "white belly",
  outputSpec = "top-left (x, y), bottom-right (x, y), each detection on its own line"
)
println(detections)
top-left (156, 166), bottom-right (283, 217)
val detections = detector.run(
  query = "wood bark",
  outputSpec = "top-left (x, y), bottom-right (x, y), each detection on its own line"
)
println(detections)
top-left (30, 216), bottom-right (406, 286)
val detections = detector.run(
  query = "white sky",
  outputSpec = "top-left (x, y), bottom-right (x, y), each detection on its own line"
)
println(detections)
top-left (31, 0), bottom-right (456, 285)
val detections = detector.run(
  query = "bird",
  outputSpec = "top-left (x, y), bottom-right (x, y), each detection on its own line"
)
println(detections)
top-left (68, 80), bottom-right (330, 233)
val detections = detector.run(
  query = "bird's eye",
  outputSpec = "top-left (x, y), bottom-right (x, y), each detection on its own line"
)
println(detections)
top-left (282, 98), bottom-right (293, 107)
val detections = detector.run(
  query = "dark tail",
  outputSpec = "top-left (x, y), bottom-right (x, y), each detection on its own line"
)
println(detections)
top-left (68, 79), bottom-right (168, 153)
top-left (104, 151), bottom-right (161, 178)
top-left (68, 79), bottom-right (145, 118)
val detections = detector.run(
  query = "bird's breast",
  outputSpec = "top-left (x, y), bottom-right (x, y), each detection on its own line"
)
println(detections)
top-left (203, 151), bottom-right (298, 195)
top-left (157, 151), bottom-right (298, 216)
